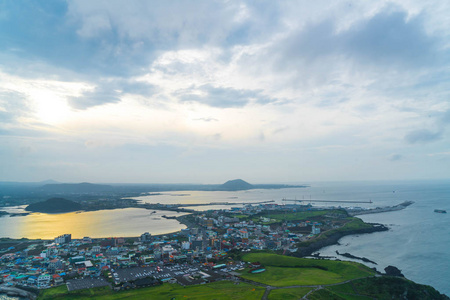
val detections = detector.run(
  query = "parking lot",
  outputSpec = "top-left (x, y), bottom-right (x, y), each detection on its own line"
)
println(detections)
top-left (67, 278), bottom-right (110, 291)
top-left (111, 264), bottom-right (203, 284)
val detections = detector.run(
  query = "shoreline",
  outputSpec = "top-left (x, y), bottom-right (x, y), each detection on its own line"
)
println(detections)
top-left (293, 222), bottom-right (388, 257)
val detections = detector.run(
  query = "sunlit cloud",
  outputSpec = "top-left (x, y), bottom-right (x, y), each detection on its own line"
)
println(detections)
top-left (1, 1), bottom-right (449, 182)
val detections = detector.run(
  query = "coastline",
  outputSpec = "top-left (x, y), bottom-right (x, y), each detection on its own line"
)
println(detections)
top-left (293, 222), bottom-right (388, 257)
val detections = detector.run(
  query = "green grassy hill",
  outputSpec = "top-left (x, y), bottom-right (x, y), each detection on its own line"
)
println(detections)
top-left (25, 197), bottom-right (82, 213)
top-left (238, 253), bottom-right (374, 287)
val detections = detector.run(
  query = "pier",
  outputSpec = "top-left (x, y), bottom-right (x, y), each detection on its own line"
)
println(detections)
top-left (137, 200), bottom-right (275, 213)
top-left (282, 199), bottom-right (373, 204)
top-left (176, 200), bottom-right (275, 207)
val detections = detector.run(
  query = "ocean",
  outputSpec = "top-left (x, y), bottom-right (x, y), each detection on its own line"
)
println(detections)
top-left (305, 180), bottom-right (450, 296)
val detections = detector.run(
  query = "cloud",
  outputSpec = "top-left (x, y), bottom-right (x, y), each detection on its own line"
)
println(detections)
top-left (440, 109), bottom-right (450, 125)
top-left (67, 1), bottom-right (281, 47)
top-left (428, 151), bottom-right (450, 157)
top-left (68, 79), bottom-right (154, 109)
top-left (389, 154), bottom-right (403, 161)
top-left (271, 8), bottom-right (440, 88)
top-left (1, 1), bottom-right (450, 182)
top-left (0, 90), bottom-right (30, 125)
top-left (68, 86), bottom-right (121, 110)
top-left (342, 10), bottom-right (437, 67)
top-left (405, 129), bottom-right (442, 144)
top-left (177, 84), bottom-right (278, 108)
top-left (402, 109), bottom-right (450, 145)
top-left (193, 117), bottom-right (218, 122)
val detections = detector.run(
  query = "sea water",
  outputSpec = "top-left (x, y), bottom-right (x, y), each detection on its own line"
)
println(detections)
top-left (307, 180), bottom-right (450, 296)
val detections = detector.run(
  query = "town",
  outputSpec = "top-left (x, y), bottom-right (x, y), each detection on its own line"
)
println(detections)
top-left (0, 203), bottom-right (405, 299)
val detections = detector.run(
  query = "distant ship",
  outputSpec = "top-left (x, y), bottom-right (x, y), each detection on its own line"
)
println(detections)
top-left (434, 209), bottom-right (447, 213)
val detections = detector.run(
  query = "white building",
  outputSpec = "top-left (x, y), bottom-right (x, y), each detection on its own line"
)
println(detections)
top-left (37, 274), bottom-right (51, 289)
top-left (311, 225), bottom-right (320, 235)
top-left (181, 241), bottom-right (190, 250)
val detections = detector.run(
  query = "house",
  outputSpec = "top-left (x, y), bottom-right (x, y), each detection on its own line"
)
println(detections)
top-left (37, 274), bottom-right (51, 288)
top-left (52, 274), bottom-right (64, 285)
top-left (48, 259), bottom-right (63, 270)
top-left (27, 276), bottom-right (37, 286)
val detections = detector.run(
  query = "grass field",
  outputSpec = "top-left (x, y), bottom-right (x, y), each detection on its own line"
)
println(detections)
top-left (38, 281), bottom-right (265, 300)
top-left (297, 217), bottom-right (373, 247)
top-left (268, 287), bottom-right (312, 299)
top-left (239, 253), bottom-right (374, 287)
top-left (260, 210), bottom-right (331, 222)
top-left (304, 277), bottom-right (446, 300)
top-left (39, 285), bottom-right (113, 299)
top-left (307, 288), bottom-right (344, 300)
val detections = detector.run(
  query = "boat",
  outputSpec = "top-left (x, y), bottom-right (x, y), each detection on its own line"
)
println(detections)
top-left (434, 209), bottom-right (447, 213)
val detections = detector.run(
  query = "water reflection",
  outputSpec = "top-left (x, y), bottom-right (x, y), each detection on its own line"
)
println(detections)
top-left (0, 208), bottom-right (186, 239)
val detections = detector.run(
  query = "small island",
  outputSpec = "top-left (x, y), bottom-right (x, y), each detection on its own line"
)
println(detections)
top-left (219, 179), bottom-right (254, 191)
top-left (25, 198), bottom-right (82, 213)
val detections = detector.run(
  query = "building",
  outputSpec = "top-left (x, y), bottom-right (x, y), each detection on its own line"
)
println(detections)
top-left (37, 274), bottom-right (51, 288)
top-left (181, 241), bottom-right (190, 250)
top-left (82, 237), bottom-right (92, 243)
top-left (55, 234), bottom-right (71, 244)
top-left (140, 232), bottom-right (152, 242)
top-left (311, 225), bottom-right (320, 235)
top-left (48, 259), bottom-right (63, 270)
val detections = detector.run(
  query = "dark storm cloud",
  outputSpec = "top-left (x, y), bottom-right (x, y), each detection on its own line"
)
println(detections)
top-left (405, 129), bottom-right (442, 144)
top-left (177, 85), bottom-right (278, 108)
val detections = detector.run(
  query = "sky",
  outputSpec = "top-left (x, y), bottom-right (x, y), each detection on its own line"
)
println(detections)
top-left (0, 0), bottom-right (449, 184)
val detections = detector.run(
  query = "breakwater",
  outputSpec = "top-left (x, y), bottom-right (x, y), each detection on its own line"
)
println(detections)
top-left (346, 201), bottom-right (414, 216)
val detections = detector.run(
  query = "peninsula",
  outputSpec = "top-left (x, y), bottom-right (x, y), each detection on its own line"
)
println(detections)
top-left (25, 198), bottom-right (82, 213)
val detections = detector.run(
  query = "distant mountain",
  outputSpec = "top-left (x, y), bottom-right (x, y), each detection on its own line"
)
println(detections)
top-left (25, 198), bottom-right (82, 213)
top-left (38, 179), bottom-right (60, 185)
top-left (219, 179), bottom-right (254, 191)
top-left (39, 182), bottom-right (114, 193)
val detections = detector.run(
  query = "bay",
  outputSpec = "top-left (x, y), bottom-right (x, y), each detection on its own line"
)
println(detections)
top-left (0, 208), bottom-right (187, 239)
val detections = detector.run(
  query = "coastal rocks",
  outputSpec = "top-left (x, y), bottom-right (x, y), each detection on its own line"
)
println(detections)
top-left (336, 250), bottom-right (377, 264)
top-left (384, 265), bottom-right (405, 277)
top-left (347, 201), bottom-right (414, 216)
top-left (9, 212), bottom-right (30, 217)
top-left (309, 253), bottom-right (335, 259)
